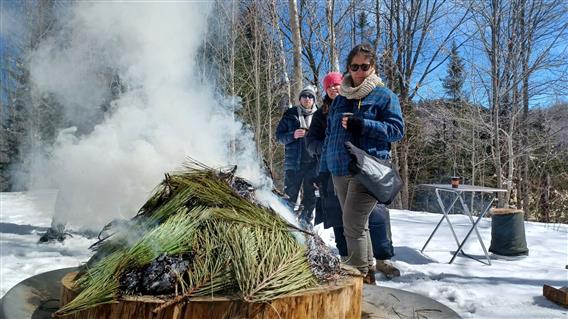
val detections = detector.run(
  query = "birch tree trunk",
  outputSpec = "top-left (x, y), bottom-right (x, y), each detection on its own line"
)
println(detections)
top-left (490, 0), bottom-right (504, 206)
top-left (288, 0), bottom-right (303, 98)
top-left (520, 0), bottom-right (530, 216)
top-left (326, 0), bottom-right (340, 72)
top-left (271, 0), bottom-right (292, 107)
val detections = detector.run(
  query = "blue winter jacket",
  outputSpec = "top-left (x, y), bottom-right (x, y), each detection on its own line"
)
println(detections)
top-left (320, 86), bottom-right (404, 176)
top-left (276, 106), bottom-right (317, 171)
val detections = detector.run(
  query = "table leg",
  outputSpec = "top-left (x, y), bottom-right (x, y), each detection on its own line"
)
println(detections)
top-left (459, 196), bottom-right (493, 265)
top-left (421, 189), bottom-right (461, 253)
top-left (449, 197), bottom-right (495, 265)
top-left (421, 215), bottom-right (445, 253)
top-left (438, 189), bottom-right (462, 247)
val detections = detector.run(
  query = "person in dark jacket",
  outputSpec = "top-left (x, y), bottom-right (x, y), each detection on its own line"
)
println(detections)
top-left (276, 85), bottom-right (319, 224)
top-left (306, 72), bottom-right (345, 251)
top-left (320, 44), bottom-right (404, 284)
top-left (306, 72), bottom-right (397, 278)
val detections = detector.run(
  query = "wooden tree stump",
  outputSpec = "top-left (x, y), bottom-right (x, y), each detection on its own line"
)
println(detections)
top-left (59, 272), bottom-right (363, 319)
top-left (543, 285), bottom-right (568, 308)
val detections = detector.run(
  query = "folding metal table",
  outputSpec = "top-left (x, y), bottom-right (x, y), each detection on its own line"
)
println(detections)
top-left (419, 184), bottom-right (507, 265)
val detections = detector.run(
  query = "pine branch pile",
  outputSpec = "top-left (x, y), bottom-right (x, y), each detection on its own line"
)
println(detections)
top-left (55, 159), bottom-right (341, 317)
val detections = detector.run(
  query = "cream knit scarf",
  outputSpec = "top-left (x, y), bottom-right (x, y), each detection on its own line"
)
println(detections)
top-left (297, 105), bottom-right (317, 129)
top-left (340, 73), bottom-right (384, 100)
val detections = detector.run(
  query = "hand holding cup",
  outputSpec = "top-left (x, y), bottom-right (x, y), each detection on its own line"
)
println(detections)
top-left (294, 128), bottom-right (307, 139)
top-left (342, 112), bottom-right (354, 129)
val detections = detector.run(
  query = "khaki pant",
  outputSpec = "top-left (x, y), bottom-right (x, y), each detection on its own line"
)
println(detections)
top-left (332, 175), bottom-right (377, 274)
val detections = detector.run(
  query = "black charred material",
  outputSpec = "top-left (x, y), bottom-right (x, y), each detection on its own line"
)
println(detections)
top-left (305, 235), bottom-right (342, 281)
top-left (218, 166), bottom-right (257, 202)
top-left (38, 224), bottom-right (72, 243)
top-left (119, 254), bottom-right (192, 295)
top-left (229, 176), bottom-right (256, 202)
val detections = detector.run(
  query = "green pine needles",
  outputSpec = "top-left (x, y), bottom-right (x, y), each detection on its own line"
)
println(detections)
top-left (55, 160), bottom-right (324, 316)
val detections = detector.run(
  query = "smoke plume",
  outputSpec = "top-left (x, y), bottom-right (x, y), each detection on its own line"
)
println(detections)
top-left (28, 2), bottom-right (271, 229)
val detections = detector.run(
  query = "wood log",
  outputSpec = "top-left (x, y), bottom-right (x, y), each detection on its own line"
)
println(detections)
top-left (543, 284), bottom-right (568, 308)
top-left (59, 271), bottom-right (363, 319)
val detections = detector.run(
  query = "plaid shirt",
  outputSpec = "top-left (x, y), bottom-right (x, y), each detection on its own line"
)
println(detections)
top-left (320, 86), bottom-right (404, 176)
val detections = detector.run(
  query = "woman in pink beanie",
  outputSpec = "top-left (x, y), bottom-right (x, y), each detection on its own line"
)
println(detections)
top-left (320, 72), bottom-right (343, 114)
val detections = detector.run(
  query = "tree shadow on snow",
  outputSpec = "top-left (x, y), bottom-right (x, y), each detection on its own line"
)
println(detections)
top-left (440, 273), bottom-right (567, 289)
top-left (0, 223), bottom-right (48, 235)
top-left (392, 246), bottom-right (437, 265)
top-left (532, 295), bottom-right (568, 311)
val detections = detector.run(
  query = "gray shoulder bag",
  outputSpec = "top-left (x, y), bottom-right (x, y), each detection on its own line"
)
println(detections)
top-left (344, 141), bottom-right (403, 205)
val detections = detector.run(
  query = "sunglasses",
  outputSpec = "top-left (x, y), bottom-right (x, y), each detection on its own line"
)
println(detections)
top-left (300, 94), bottom-right (314, 99)
top-left (350, 63), bottom-right (371, 72)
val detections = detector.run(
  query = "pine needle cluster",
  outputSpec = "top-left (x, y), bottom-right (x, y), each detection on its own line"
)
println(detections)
top-left (55, 160), bottom-right (335, 316)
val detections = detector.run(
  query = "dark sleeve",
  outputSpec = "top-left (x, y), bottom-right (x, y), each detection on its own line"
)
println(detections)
top-left (305, 109), bottom-right (326, 157)
top-left (319, 98), bottom-right (340, 173)
top-left (275, 111), bottom-right (297, 145)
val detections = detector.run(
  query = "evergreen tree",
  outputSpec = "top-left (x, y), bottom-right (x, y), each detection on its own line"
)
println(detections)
top-left (0, 0), bottom-right (65, 191)
top-left (442, 42), bottom-right (465, 103)
top-left (0, 52), bottom-right (32, 191)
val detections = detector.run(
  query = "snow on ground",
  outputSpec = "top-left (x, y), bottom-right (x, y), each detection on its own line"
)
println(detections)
top-left (1, 190), bottom-right (567, 318)
top-left (316, 211), bottom-right (568, 318)
top-left (0, 191), bottom-right (93, 298)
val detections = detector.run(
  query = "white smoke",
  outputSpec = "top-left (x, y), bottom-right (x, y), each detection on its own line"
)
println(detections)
top-left (28, 2), bottom-right (271, 229)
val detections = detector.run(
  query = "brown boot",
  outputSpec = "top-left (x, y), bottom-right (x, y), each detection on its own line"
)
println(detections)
top-left (363, 269), bottom-right (376, 284)
top-left (375, 260), bottom-right (400, 279)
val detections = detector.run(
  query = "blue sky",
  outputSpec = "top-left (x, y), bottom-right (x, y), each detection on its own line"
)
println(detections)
top-left (1, 0), bottom-right (566, 116)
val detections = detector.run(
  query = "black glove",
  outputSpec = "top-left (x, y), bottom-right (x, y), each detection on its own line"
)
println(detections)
top-left (346, 116), bottom-right (363, 135)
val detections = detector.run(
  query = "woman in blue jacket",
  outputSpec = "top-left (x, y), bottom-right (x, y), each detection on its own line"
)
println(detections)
top-left (320, 44), bottom-right (404, 283)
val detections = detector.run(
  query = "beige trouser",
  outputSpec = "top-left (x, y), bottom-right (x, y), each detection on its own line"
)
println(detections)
top-left (332, 175), bottom-right (377, 274)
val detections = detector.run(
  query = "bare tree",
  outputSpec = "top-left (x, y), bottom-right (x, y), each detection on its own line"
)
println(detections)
top-left (470, 0), bottom-right (568, 209)
top-left (381, 0), bottom-right (472, 208)
top-left (519, 0), bottom-right (568, 214)
top-left (326, 0), bottom-right (340, 72)
top-left (288, 0), bottom-right (303, 97)
top-left (270, 0), bottom-right (292, 108)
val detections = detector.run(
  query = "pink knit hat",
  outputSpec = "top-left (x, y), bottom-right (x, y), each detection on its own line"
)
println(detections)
top-left (322, 72), bottom-right (343, 91)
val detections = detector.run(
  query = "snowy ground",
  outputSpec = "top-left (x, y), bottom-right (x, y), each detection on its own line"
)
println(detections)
top-left (316, 210), bottom-right (568, 319)
top-left (0, 191), bottom-right (93, 298)
top-left (1, 190), bottom-right (567, 318)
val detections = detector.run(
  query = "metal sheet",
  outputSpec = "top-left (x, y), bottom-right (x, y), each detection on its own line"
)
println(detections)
top-left (0, 267), bottom-right (77, 319)
top-left (363, 284), bottom-right (462, 319)
top-left (2, 268), bottom-right (462, 319)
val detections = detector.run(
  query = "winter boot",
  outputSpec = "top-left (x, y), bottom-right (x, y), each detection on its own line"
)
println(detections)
top-left (363, 269), bottom-right (376, 284)
top-left (375, 260), bottom-right (400, 279)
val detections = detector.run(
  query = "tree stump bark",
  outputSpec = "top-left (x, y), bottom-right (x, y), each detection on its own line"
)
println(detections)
top-left (59, 272), bottom-right (362, 319)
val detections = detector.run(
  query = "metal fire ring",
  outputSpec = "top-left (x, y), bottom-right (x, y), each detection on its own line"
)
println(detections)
top-left (1, 268), bottom-right (461, 319)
